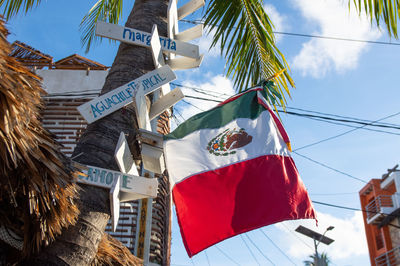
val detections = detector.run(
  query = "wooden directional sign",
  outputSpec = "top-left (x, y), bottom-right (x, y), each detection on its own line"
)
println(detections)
top-left (175, 24), bottom-right (203, 42)
top-left (77, 65), bottom-right (176, 124)
top-left (115, 132), bottom-right (139, 176)
top-left (95, 21), bottom-right (199, 59)
top-left (134, 93), bottom-right (152, 131)
top-left (167, 0), bottom-right (178, 42)
top-left (137, 129), bottom-right (165, 174)
top-left (166, 54), bottom-right (204, 70)
top-left (138, 128), bottom-right (164, 149)
top-left (109, 175), bottom-right (121, 232)
top-left (77, 164), bottom-right (158, 199)
top-left (177, 0), bottom-right (205, 20)
top-left (150, 24), bottom-right (170, 96)
top-left (149, 87), bottom-right (184, 121)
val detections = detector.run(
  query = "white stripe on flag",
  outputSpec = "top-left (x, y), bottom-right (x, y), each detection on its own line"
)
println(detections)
top-left (164, 110), bottom-right (290, 186)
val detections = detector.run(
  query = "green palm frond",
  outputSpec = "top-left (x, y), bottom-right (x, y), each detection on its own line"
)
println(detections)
top-left (352, 0), bottom-right (399, 38)
top-left (80, 0), bottom-right (123, 53)
top-left (203, 0), bottom-right (294, 107)
top-left (0, 0), bottom-right (42, 19)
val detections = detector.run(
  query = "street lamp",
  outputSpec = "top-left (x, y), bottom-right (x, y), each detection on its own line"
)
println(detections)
top-left (295, 225), bottom-right (335, 266)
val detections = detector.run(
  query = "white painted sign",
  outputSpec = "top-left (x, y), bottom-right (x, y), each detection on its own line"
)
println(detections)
top-left (77, 65), bottom-right (176, 124)
top-left (149, 87), bottom-right (184, 120)
top-left (109, 175), bottom-right (121, 232)
top-left (175, 24), bottom-right (203, 42)
top-left (138, 128), bottom-right (164, 149)
top-left (134, 93), bottom-right (152, 130)
top-left (95, 21), bottom-right (199, 59)
top-left (168, 0), bottom-right (178, 42)
top-left (141, 144), bottom-right (165, 174)
top-left (77, 164), bottom-right (158, 199)
top-left (166, 54), bottom-right (204, 70)
top-left (150, 25), bottom-right (170, 96)
top-left (178, 0), bottom-right (205, 20)
top-left (115, 132), bottom-right (139, 176)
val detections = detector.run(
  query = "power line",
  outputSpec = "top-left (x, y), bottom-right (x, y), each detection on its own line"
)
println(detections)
top-left (240, 234), bottom-right (261, 266)
top-left (181, 99), bottom-right (206, 112)
top-left (245, 233), bottom-right (276, 265)
top-left (293, 151), bottom-right (368, 184)
top-left (299, 116), bottom-right (400, 136)
top-left (185, 95), bottom-right (223, 103)
top-left (204, 250), bottom-right (211, 266)
top-left (259, 229), bottom-right (297, 266)
top-left (284, 106), bottom-right (400, 128)
top-left (312, 200), bottom-right (400, 229)
top-left (293, 111), bottom-right (400, 151)
top-left (214, 245), bottom-right (240, 266)
top-left (180, 19), bottom-right (400, 47)
top-left (178, 89), bottom-right (400, 133)
top-left (283, 111), bottom-right (400, 130)
top-left (310, 192), bottom-right (358, 196)
top-left (281, 223), bottom-right (314, 251)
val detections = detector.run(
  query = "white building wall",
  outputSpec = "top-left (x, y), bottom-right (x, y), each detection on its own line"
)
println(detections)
top-left (37, 69), bottom-right (108, 95)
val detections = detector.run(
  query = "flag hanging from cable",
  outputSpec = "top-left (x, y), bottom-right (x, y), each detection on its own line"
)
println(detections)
top-left (164, 87), bottom-right (316, 257)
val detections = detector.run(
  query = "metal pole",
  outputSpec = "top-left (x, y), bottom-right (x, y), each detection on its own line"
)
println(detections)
top-left (314, 238), bottom-right (320, 266)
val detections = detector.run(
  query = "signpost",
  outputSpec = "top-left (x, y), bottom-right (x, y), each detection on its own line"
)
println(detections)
top-left (149, 87), bottom-right (184, 120)
top-left (166, 55), bottom-right (204, 70)
top-left (109, 175), bottom-right (121, 232)
top-left (95, 21), bottom-right (200, 59)
top-left (77, 65), bottom-right (176, 124)
top-left (115, 132), bottom-right (139, 176)
top-left (177, 0), bottom-right (205, 20)
top-left (175, 24), bottom-right (203, 42)
top-left (77, 164), bottom-right (158, 198)
top-left (82, 0), bottom-right (206, 261)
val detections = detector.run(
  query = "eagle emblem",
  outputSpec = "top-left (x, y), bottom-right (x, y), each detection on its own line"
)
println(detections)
top-left (207, 127), bottom-right (253, 156)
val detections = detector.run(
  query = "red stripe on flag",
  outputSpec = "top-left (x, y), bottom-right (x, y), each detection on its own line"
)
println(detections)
top-left (257, 91), bottom-right (291, 146)
top-left (172, 155), bottom-right (316, 257)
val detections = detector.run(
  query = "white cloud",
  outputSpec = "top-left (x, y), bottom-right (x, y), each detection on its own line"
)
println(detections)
top-left (291, 0), bottom-right (382, 77)
top-left (263, 4), bottom-right (287, 42)
top-left (275, 211), bottom-right (368, 260)
top-left (172, 75), bottom-right (235, 129)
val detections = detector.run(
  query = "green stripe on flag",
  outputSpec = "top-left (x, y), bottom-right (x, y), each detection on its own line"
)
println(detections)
top-left (165, 90), bottom-right (266, 141)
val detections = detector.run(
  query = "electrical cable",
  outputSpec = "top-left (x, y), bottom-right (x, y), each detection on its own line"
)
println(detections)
top-left (204, 250), bottom-right (211, 266)
top-left (180, 19), bottom-right (400, 46)
top-left (185, 95), bottom-right (223, 103)
top-left (293, 111), bottom-right (400, 151)
top-left (215, 245), bottom-right (240, 266)
top-left (292, 151), bottom-right (369, 184)
top-left (240, 234), bottom-right (261, 266)
top-left (181, 99), bottom-right (206, 112)
top-left (312, 200), bottom-right (400, 229)
top-left (309, 192), bottom-right (358, 196)
top-left (179, 92), bottom-right (400, 134)
top-left (298, 116), bottom-right (400, 136)
top-left (259, 229), bottom-right (297, 265)
top-left (282, 111), bottom-right (400, 130)
top-left (245, 233), bottom-right (276, 265)
top-left (282, 106), bottom-right (400, 128)
top-left (281, 223), bottom-right (314, 251)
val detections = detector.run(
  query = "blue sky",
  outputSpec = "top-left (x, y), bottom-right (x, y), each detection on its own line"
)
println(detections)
top-left (5, 0), bottom-right (400, 265)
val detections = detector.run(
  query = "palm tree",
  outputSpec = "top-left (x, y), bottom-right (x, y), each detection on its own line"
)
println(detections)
top-left (304, 252), bottom-right (330, 266)
top-left (0, 0), bottom-right (399, 265)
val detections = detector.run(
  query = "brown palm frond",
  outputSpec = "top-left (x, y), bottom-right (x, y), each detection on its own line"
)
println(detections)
top-left (0, 17), bottom-right (79, 257)
top-left (92, 233), bottom-right (143, 266)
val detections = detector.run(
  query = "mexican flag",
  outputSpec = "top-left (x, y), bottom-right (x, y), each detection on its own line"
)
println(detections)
top-left (164, 88), bottom-right (316, 257)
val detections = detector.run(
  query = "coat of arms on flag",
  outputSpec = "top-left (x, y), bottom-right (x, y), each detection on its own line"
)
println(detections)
top-left (163, 87), bottom-right (316, 257)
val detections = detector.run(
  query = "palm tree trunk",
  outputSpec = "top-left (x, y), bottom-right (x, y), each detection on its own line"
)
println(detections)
top-left (31, 0), bottom-right (169, 264)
